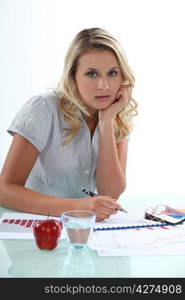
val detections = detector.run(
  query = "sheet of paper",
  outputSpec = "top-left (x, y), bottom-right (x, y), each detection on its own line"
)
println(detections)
top-left (89, 223), bottom-right (185, 256)
top-left (90, 206), bottom-right (185, 256)
top-left (0, 212), bottom-right (66, 239)
top-left (1, 209), bottom-right (185, 257)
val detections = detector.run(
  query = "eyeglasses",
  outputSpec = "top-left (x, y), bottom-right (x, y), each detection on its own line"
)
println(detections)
top-left (145, 205), bottom-right (185, 224)
top-left (145, 205), bottom-right (185, 216)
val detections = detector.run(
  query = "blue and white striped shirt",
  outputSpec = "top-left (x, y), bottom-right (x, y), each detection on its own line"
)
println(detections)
top-left (7, 90), bottom-right (99, 198)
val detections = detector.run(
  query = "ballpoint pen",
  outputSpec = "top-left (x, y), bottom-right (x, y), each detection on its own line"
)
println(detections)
top-left (82, 188), bottom-right (128, 214)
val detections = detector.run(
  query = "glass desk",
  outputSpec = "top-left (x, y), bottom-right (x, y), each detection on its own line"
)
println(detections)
top-left (1, 194), bottom-right (185, 278)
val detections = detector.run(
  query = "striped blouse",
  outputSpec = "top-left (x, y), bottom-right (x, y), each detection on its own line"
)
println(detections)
top-left (7, 90), bottom-right (99, 199)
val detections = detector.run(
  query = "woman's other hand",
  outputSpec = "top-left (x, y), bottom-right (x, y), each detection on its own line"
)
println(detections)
top-left (98, 84), bottom-right (132, 122)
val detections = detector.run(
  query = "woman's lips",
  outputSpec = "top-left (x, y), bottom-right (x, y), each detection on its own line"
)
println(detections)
top-left (95, 95), bottom-right (111, 101)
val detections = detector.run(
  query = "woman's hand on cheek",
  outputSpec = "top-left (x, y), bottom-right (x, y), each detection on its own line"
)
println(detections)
top-left (99, 85), bottom-right (131, 122)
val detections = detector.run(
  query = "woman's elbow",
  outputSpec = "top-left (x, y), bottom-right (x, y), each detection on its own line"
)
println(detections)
top-left (0, 176), bottom-right (11, 206)
top-left (0, 177), bottom-right (5, 206)
top-left (116, 179), bottom-right (126, 198)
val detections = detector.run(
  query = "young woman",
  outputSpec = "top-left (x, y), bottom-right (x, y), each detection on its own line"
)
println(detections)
top-left (0, 28), bottom-right (137, 221)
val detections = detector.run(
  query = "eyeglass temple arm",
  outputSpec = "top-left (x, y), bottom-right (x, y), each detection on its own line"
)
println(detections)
top-left (165, 206), bottom-right (185, 216)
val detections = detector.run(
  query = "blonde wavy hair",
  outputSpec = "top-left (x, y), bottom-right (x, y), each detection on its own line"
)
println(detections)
top-left (57, 27), bottom-right (138, 145)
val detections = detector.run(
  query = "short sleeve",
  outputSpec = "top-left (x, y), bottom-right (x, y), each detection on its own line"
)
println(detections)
top-left (125, 135), bottom-right (130, 141)
top-left (7, 95), bottom-right (53, 152)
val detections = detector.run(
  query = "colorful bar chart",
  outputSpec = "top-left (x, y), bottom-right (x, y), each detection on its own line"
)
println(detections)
top-left (3, 219), bottom-right (40, 228)
top-left (0, 213), bottom-right (60, 239)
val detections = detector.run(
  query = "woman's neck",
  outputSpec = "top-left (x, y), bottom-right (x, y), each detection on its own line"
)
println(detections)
top-left (84, 111), bottom-right (98, 123)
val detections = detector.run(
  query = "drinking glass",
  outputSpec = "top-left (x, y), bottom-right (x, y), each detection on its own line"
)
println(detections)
top-left (61, 210), bottom-right (96, 249)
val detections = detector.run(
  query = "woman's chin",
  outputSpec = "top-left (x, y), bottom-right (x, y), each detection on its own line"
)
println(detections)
top-left (95, 100), bottom-right (112, 108)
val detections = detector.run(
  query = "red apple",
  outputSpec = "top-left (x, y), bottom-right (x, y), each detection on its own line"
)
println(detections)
top-left (33, 219), bottom-right (62, 250)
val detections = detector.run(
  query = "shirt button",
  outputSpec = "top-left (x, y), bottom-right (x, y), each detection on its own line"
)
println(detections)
top-left (85, 170), bottom-right (89, 174)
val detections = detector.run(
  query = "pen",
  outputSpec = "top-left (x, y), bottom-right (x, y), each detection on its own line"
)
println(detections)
top-left (82, 188), bottom-right (128, 213)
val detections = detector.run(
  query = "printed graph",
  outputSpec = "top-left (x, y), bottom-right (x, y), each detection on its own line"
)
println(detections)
top-left (2, 219), bottom-right (39, 228)
top-left (0, 212), bottom-right (60, 239)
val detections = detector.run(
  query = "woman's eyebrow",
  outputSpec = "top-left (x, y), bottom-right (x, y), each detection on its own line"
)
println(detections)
top-left (86, 68), bottom-right (97, 71)
top-left (86, 66), bottom-right (120, 71)
top-left (110, 67), bottom-right (120, 70)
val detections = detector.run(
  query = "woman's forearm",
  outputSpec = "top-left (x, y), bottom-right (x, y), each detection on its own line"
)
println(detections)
top-left (0, 183), bottom-right (79, 216)
top-left (96, 120), bottom-right (126, 198)
top-left (0, 181), bottom-right (124, 221)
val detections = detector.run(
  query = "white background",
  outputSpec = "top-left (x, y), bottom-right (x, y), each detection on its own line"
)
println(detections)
top-left (1, 0), bottom-right (185, 197)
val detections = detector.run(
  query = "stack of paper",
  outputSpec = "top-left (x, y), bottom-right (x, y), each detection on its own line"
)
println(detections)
top-left (89, 209), bottom-right (185, 256)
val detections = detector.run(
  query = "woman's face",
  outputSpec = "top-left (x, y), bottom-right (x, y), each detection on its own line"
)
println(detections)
top-left (75, 49), bottom-right (122, 116)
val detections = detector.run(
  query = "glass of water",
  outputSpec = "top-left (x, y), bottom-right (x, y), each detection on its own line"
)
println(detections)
top-left (61, 210), bottom-right (96, 249)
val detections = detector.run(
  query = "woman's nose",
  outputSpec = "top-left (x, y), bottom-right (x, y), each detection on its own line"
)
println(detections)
top-left (97, 78), bottom-right (109, 90)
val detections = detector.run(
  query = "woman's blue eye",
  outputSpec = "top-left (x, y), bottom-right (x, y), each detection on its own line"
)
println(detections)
top-left (108, 70), bottom-right (117, 76)
top-left (86, 71), bottom-right (97, 78)
top-left (85, 70), bottom-right (117, 78)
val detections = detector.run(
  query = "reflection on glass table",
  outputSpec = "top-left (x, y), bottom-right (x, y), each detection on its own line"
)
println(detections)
top-left (1, 239), bottom-right (132, 278)
top-left (61, 246), bottom-right (96, 277)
